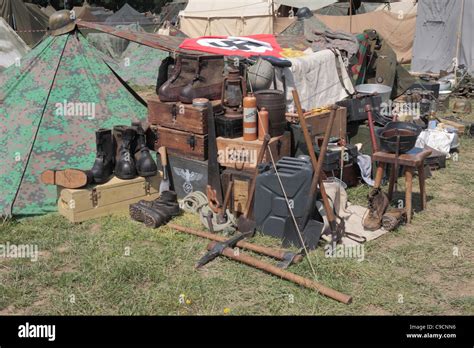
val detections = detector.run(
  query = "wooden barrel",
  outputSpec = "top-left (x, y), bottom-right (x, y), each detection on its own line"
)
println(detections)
top-left (255, 89), bottom-right (287, 137)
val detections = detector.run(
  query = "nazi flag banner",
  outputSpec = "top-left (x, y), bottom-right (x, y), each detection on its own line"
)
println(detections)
top-left (179, 34), bottom-right (283, 57)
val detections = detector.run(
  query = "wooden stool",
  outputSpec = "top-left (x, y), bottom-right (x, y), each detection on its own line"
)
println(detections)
top-left (373, 148), bottom-right (432, 223)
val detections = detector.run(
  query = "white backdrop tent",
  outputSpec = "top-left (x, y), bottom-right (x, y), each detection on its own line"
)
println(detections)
top-left (411, 0), bottom-right (473, 74)
top-left (179, 0), bottom-right (273, 37)
top-left (0, 18), bottom-right (29, 72)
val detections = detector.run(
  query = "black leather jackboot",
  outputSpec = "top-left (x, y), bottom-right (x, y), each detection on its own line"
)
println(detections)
top-left (114, 126), bottom-right (137, 180)
top-left (90, 128), bottom-right (114, 184)
top-left (132, 121), bottom-right (158, 177)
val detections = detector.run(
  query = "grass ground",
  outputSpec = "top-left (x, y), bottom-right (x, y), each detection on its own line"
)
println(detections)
top-left (1, 122), bottom-right (473, 316)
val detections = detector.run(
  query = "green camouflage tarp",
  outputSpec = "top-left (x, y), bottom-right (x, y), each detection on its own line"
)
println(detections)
top-left (0, 30), bottom-right (147, 217)
top-left (85, 23), bottom-right (167, 89)
top-left (110, 41), bottom-right (168, 89)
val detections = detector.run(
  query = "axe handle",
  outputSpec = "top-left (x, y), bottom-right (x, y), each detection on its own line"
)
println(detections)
top-left (206, 241), bottom-right (352, 304)
top-left (168, 223), bottom-right (303, 264)
top-left (293, 90), bottom-right (338, 232)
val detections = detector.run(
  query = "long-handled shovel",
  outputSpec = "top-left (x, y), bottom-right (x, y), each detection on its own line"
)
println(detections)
top-left (236, 134), bottom-right (271, 237)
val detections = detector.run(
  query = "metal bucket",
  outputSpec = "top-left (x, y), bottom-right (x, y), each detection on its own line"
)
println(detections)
top-left (255, 89), bottom-right (287, 137)
top-left (355, 84), bottom-right (392, 103)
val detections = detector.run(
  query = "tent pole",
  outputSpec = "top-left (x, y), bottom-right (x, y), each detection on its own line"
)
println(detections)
top-left (349, 0), bottom-right (353, 33)
top-left (271, 0), bottom-right (274, 34)
top-left (454, 0), bottom-right (465, 86)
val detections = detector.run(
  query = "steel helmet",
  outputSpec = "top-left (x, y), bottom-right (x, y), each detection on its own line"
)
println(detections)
top-left (48, 10), bottom-right (76, 36)
top-left (296, 7), bottom-right (313, 20)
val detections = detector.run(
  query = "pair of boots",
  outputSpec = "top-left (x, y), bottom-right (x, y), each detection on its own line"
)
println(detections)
top-left (112, 123), bottom-right (157, 180)
top-left (157, 55), bottom-right (224, 104)
top-left (41, 122), bottom-right (157, 189)
top-left (362, 188), bottom-right (406, 231)
top-left (129, 191), bottom-right (181, 228)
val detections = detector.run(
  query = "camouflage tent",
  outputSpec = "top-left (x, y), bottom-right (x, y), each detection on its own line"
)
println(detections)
top-left (109, 41), bottom-right (167, 89)
top-left (105, 3), bottom-right (155, 32)
top-left (0, 0), bottom-right (49, 46)
top-left (0, 29), bottom-right (147, 217)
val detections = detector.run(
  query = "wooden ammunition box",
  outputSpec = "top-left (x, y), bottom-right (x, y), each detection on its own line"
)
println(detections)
top-left (57, 175), bottom-right (161, 223)
top-left (147, 95), bottom-right (221, 135)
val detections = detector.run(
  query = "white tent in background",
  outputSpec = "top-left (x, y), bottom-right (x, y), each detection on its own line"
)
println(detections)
top-left (0, 18), bottom-right (30, 72)
top-left (179, 0), bottom-right (274, 37)
top-left (411, 0), bottom-right (473, 74)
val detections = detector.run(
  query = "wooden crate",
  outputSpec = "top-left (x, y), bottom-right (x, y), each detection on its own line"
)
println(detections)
top-left (438, 118), bottom-right (466, 134)
top-left (152, 125), bottom-right (208, 161)
top-left (285, 106), bottom-right (347, 139)
top-left (147, 95), bottom-right (221, 135)
top-left (221, 168), bottom-right (253, 215)
top-left (216, 131), bottom-right (291, 170)
top-left (57, 175), bottom-right (161, 223)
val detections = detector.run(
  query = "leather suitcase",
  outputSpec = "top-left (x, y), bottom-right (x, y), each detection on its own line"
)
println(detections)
top-left (147, 95), bottom-right (222, 135)
top-left (151, 125), bottom-right (208, 161)
top-left (57, 175), bottom-right (161, 223)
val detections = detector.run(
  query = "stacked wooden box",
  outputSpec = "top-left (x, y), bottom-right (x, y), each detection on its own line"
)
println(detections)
top-left (147, 95), bottom-right (222, 161)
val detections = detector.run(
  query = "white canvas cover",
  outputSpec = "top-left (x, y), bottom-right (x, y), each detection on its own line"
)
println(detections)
top-left (0, 17), bottom-right (29, 71)
top-left (279, 48), bottom-right (355, 111)
top-left (412, 0), bottom-right (473, 74)
top-left (179, 0), bottom-right (273, 37)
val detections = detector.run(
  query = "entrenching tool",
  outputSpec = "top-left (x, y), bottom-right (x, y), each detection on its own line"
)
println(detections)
top-left (292, 91), bottom-right (344, 244)
top-left (158, 146), bottom-right (170, 193)
top-left (196, 233), bottom-right (246, 268)
top-left (168, 223), bottom-right (303, 267)
top-left (205, 241), bottom-right (352, 304)
top-left (236, 133), bottom-right (271, 236)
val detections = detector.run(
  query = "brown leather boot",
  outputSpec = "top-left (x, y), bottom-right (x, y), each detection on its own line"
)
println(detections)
top-left (382, 208), bottom-right (407, 231)
top-left (179, 55), bottom-right (225, 104)
top-left (363, 188), bottom-right (389, 231)
top-left (158, 55), bottom-right (198, 102)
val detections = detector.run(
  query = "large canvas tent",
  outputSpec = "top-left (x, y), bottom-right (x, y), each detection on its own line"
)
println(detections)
top-left (316, 3), bottom-right (417, 63)
top-left (178, 0), bottom-right (274, 37)
top-left (411, 0), bottom-right (473, 74)
top-left (0, 0), bottom-right (49, 46)
top-left (0, 17), bottom-right (30, 71)
top-left (0, 29), bottom-right (147, 217)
